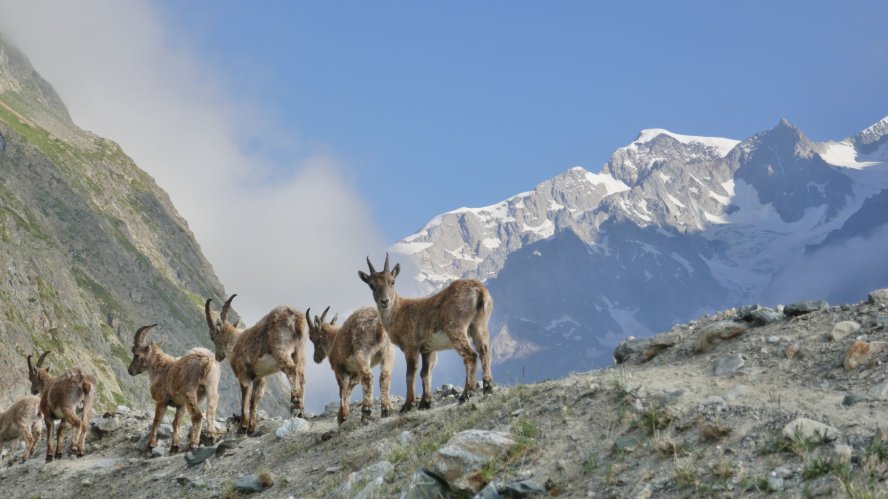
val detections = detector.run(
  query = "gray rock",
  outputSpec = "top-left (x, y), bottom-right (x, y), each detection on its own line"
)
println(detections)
top-left (833, 444), bottom-right (852, 464)
top-left (324, 402), bottom-right (340, 415)
top-left (215, 438), bottom-right (242, 457)
top-left (157, 424), bottom-right (173, 440)
top-left (614, 336), bottom-right (648, 364)
top-left (782, 418), bottom-right (839, 441)
top-left (398, 470), bottom-right (457, 499)
top-left (701, 396), bottom-right (727, 407)
top-left (335, 461), bottom-right (394, 498)
top-left (500, 480), bottom-right (547, 498)
top-left (868, 289), bottom-right (888, 306)
top-left (474, 481), bottom-right (500, 499)
top-left (714, 353), bottom-right (745, 376)
top-left (115, 405), bottom-right (131, 415)
top-left (767, 335), bottom-right (782, 344)
top-left (429, 430), bottom-right (516, 495)
top-left (399, 431), bottom-right (414, 446)
top-left (738, 305), bottom-right (782, 326)
top-left (275, 417), bottom-right (309, 440)
top-left (253, 419), bottom-right (283, 437)
top-left (784, 300), bottom-right (828, 317)
top-left (875, 420), bottom-right (888, 442)
top-left (613, 435), bottom-right (640, 453)
top-left (94, 417), bottom-right (122, 434)
top-left (234, 473), bottom-right (268, 494)
top-left (767, 472), bottom-right (784, 491)
top-left (150, 446), bottom-right (164, 458)
top-left (842, 393), bottom-right (868, 406)
top-left (829, 321), bottom-right (861, 341)
top-left (725, 384), bottom-right (751, 401)
top-left (867, 380), bottom-right (888, 400)
top-left (184, 445), bottom-right (218, 466)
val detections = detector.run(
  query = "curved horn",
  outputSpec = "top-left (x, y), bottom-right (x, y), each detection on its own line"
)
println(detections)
top-left (383, 253), bottom-right (390, 273)
top-left (27, 354), bottom-right (34, 374)
top-left (221, 294), bottom-right (237, 325)
top-left (204, 299), bottom-right (215, 330)
top-left (134, 323), bottom-right (157, 346)
top-left (366, 256), bottom-right (377, 274)
top-left (36, 351), bottom-right (51, 368)
top-left (331, 313), bottom-right (339, 326)
top-left (304, 308), bottom-right (311, 328)
top-left (319, 306), bottom-right (330, 324)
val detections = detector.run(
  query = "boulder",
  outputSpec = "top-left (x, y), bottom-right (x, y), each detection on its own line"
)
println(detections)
top-left (695, 322), bottom-right (749, 353)
top-left (275, 417), bottom-right (309, 440)
top-left (500, 479), bottom-right (547, 498)
top-left (234, 473), bottom-right (272, 494)
top-left (184, 445), bottom-right (218, 466)
top-left (738, 305), bottom-right (782, 327)
top-left (782, 418), bottom-right (839, 442)
top-left (335, 461), bottom-right (395, 498)
top-left (614, 336), bottom-right (648, 364)
top-left (429, 430), bottom-right (516, 495)
top-left (714, 353), bottom-right (745, 376)
top-left (398, 470), bottom-right (457, 499)
top-left (868, 289), bottom-right (888, 306)
top-left (783, 300), bottom-right (828, 317)
top-left (829, 321), bottom-right (861, 341)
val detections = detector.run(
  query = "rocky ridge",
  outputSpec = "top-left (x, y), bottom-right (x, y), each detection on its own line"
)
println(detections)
top-left (2, 290), bottom-right (888, 498)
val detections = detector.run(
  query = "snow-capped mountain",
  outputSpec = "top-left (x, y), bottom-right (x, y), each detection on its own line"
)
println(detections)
top-left (392, 116), bottom-right (888, 380)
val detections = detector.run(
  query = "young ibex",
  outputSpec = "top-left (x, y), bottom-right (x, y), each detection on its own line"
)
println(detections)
top-left (306, 306), bottom-right (395, 424)
top-left (359, 254), bottom-right (494, 412)
top-left (205, 295), bottom-right (308, 433)
top-left (0, 395), bottom-right (43, 466)
top-left (27, 352), bottom-right (98, 461)
top-left (128, 324), bottom-right (221, 453)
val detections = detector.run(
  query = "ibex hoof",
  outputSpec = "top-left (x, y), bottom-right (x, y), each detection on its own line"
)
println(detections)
top-left (54, 452), bottom-right (63, 460)
top-left (458, 392), bottom-right (473, 404)
top-left (45, 455), bottom-right (54, 463)
top-left (76, 451), bottom-right (85, 459)
top-left (483, 382), bottom-right (494, 394)
top-left (381, 408), bottom-right (391, 418)
top-left (337, 416), bottom-right (347, 426)
top-left (399, 402), bottom-right (414, 413)
top-left (418, 399), bottom-right (432, 410)
top-left (6, 460), bottom-right (12, 468)
top-left (169, 445), bottom-right (180, 454)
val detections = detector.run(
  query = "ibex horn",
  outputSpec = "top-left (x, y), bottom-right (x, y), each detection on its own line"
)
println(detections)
top-left (366, 256), bottom-right (376, 274)
top-left (319, 306), bottom-right (330, 325)
top-left (135, 324), bottom-right (158, 346)
top-left (304, 308), bottom-right (311, 328)
top-left (331, 313), bottom-right (339, 326)
top-left (27, 354), bottom-right (34, 374)
top-left (383, 253), bottom-right (390, 273)
top-left (36, 351), bottom-right (51, 368)
top-left (221, 294), bottom-right (237, 325)
top-left (204, 299), bottom-right (215, 330)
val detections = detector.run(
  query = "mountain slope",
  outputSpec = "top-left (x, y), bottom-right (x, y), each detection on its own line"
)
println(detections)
top-left (0, 34), bottom-right (284, 415)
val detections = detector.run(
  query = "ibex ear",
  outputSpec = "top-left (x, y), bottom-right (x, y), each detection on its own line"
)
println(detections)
top-left (331, 314), bottom-right (339, 326)
top-left (392, 263), bottom-right (401, 279)
top-left (358, 270), bottom-right (371, 284)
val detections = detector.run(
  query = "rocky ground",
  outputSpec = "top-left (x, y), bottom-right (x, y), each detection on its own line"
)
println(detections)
top-left (3, 290), bottom-right (888, 498)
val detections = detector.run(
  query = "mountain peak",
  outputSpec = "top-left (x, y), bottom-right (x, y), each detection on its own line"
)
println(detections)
top-left (628, 128), bottom-right (740, 157)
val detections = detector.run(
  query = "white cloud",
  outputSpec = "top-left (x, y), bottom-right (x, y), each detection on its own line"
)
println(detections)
top-left (0, 0), bottom-right (390, 411)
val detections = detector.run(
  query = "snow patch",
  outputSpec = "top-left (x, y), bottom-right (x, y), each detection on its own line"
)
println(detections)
top-left (632, 129), bottom-right (740, 157)
top-left (391, 241), bottom-right (433, 255)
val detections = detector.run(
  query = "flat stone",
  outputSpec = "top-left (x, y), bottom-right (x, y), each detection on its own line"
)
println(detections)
top-left (714, 353), bottom-right (745, 376)
top-left (784, 300), bottom-right (828, 317)
top-left (613, 435), bottom-right (639, 453)
top-left (500, 479), bottom-right (546, 498)
top-left (829, 321), bottom-right (861, 341)
top-left (782, 418), bottom-right (839, 442)
top-left (184, 445), bottom-right (217, 466)
top-left (275, 417), bottom-right (309, 440)
top-left (234, 473), bottom-right (268, 494)
top-left (94, 417), bottom-right (122, 434)
top-left (868, 289), bottom-right (888, 306)
top-left (767, 335), bottom-right (782, 344)
top-left (842, 393), bottom-right (868, 406)
top-left (767, 472), bottom-right (784, 491)
top-left (696, 322), bottom-right (749, 353)
top-left (474, 481), bottom-right (501, 499)
top-left (336, 461), bottom-right (394, 498)
top-left (397, 470), bottom-right (457, 499)
top-left (738, 305), bottom-right (782, 327)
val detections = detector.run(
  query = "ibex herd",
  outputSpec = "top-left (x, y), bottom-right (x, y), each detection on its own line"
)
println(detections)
top-left (2, 254), bottom-right (494, 465)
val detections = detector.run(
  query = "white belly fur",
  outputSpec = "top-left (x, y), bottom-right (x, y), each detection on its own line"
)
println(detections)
top-left (426, 331), bottom-right (454, 352)
top-left (254, 354), bottom-right (281, 376)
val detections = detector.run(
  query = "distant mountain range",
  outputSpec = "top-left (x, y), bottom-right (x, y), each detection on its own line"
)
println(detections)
top-left (393, 115), bottom-right (888, 381)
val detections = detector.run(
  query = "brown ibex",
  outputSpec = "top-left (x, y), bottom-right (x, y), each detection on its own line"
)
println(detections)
top-left (27, 352), bottom-right (98, 461)
top-left (0, 395), bottom-right (43, 466)
top-left (306, 306), bottom-right (395, 424)
top-left (358, 254), bottom-right (494, 412)
top-left (127, 324), bottom-right (221, 453)
top-left (205, 295), bottom-right (308, 433)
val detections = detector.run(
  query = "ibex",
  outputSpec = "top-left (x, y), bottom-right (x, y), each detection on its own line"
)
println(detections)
top-left (306, 306), bottom-right (395, 424)
top-left (359, 254), bottom-right (494, 412)
top-left (127, 324), bottom-right (221, 453)
top-left (27, 352), bottom-right (98, 461)
top-left (205, 295), bottom-right (308, 433)
top-left (0, 395), bottom-right (43, 466)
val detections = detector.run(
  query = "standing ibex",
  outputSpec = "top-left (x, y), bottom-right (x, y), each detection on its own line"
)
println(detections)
top-left (0, 395), bottom-right (43, 466)
top-left (128, 324), bottom-right (221, 453)
top-left (306, 306), bottom-right (395, 424)
top-left (27, 352), bottom-right (98, 461)
top-left (205, 295), bottom-right (308, 433)
top-left (359, 254), bottom-right (494, 412)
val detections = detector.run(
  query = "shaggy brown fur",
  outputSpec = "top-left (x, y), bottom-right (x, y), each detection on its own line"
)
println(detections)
top-left (128, 324), bottom-right (221, 452)
top-left (0, 395), bottom-right (43, 466)
top-left (307, 306), bottom-right (395, 424)
top-left (205, 295), bottom-right (308, 433)
top-left (27, 352), bottom-right (97, 462)
top-left (359, 254), bottom-right (494, 412)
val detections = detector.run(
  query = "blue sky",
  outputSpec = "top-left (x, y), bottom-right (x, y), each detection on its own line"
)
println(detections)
top-left (156, 0), bottom-right (888, 241)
